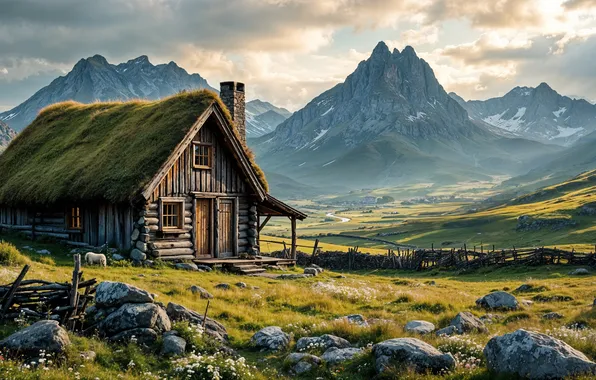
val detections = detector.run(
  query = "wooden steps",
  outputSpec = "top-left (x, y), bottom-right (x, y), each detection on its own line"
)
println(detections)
top-left (231, 264), bottom-right (266, 275)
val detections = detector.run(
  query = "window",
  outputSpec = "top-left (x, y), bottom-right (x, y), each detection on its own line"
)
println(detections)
top-left (161, 201), bottom-right (183, 229)
top-left (193, 143), bottom-right (212, 169)
top-left (68, 207), bottom-right (82, 229)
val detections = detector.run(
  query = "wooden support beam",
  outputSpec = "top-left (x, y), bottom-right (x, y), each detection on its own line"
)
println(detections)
top-left (258, 215), bottom-right (272, 233)
top-left (291, 217), bottom-right (297, 260)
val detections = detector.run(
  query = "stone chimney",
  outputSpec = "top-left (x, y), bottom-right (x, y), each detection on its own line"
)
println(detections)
top-left (220, 81), bottom-right (246, 142)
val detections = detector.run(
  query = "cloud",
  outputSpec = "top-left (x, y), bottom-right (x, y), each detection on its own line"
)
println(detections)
top-left (563, 0), bottom-right (596, 10)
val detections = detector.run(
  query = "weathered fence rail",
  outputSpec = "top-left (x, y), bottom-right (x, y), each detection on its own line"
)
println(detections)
top-left (272, 246), bottom-right (596, 271)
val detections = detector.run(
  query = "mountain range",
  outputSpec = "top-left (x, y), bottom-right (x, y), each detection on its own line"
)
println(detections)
top-left (451, 84), bottom-right (596, 146)
top-left (0, 55), bottom-right (290, 139)
top-left (251, 42), bottom-right (563, 196)
top-left (0, 121), bottom-right (16, 152)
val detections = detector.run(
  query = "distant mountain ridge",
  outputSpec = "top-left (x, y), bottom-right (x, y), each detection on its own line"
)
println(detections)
top-left (0, 121), bottom-right (16, 152)
top-left (451, 84), bottom-right (596, 146)
top-left (245, 100), bottom-right (292, 137)
top-left (251, 42), bottom-right (560, 196)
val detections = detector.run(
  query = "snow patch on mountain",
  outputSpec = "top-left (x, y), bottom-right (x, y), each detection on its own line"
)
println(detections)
top-left (407, 112), bottom-right (426, 121)
top-left (555, 126), bottom-right (584, 138)
top-left (553, 107), bottom-right (567, 118)
top-left (483, 108), bottom-right (526, 132)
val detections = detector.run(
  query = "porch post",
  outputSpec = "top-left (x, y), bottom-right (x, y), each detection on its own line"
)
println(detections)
top-left (291, 216), bottom-right (297, 260)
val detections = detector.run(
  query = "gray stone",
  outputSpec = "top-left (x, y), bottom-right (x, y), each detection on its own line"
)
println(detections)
top-left (339, 314), bottom-right (368, 326)
top-left (143, 260), bottom-right (155, 267)
top-left (139, 233), bottom-right (150, 243)
top-left (130, 249), bottom-right (146, 262)
top-left (166, 302), bottom-right (228, 343)
top-left (404, 320), bottom-right (435, 334)
top-left (189, 285), bottom-right (213, 299)
top-left (109, 328), bottom-right (158, 345)
top-left (285, 353), bottom-right (322, 374)
top-left (235, 282), bottom-right (247, 288)
top-left (131, 229), bottom-right (140, 241)
top-left (37, 249), bottom-right (51, 255)
top-left (79, 351), bottom-right (96, 361)
top-left (435, 326), bottom-right (458, 336)
top-left (251, 326), bottom-right (290, 351)
top-left (310, 264), bottom-right (324, 272)
top-left (522, 299), bottom-right (534, 307)
top-left (161, 335), bottom-right (186, 356)
top-left (296, 334), bottom-right (351, 352)
top-left (484, 329), bottom-right (596, 379)
top-left (176, 262), bottom-right (199, 271)
top-left (480, 313), bottom-right (504, 324)
top-left (0, 320), bottom-right (70, 356)
top-left (569, 268), bottom-right (590, 275)
top-left (99, 303), bottom-right (171, 336)
top-left (372, 338), bottom-right (456, 374)
top-left (321, 347), bottom-right (363, 364)
top-left (476, 291), bottom-right (519, 310)
top-left (542, 312), bottom-right (564, 320)
top-left (278, 274), bottom-right (312, 279)
top-left (112, 254), bottom-right (125, 261)
top-left (304, 267), bottom-right (318, 276)
top-left (450, 312), bottom-right (488, 334)
top-left (135, 241), bottom-right (148, 252)
top-left (95, 281), bottom-right (154, 308)
top-left (215, 283), bottom-right (231, 290)
top-left (196, 265), bottom-right (212, 272)
top-left (137, 217), bottom-right (145, 225)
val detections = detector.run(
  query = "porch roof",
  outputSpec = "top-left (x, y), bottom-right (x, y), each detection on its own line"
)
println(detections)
top-left (257, 194), bottom-right (307, 220)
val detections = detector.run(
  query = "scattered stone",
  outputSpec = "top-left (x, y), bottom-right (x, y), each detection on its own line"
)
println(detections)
top-left (335, 275), bottom-right (347, 279)
top-left (0, 320), bottom-right (70, 356)
top-left (480, 314), bottom-right (504, 324)
top-left (404, 320), bottom-right (436, 335)
top-left (175, 262), bottom-right (199, 271)
top-left (80, 351), bottom-right (96, 361)
top-left (373, 338), bottom-right (455, 374)
top-left (296, 334), bottom-right (351, 352)
top-left (310, 264), bottom-right (324, 272)
top-left (161, 335), bottom-right (187, 357)
top-left (196, 265), bottom-right (212, 272)
top-left (95, 281), bottom-right (154, 308)
top-left (143, 260), bottom-right (155, 267)
top-left (522, 300), bottom-right (534, 307)
top-left (516, 215), bottom-right (577, 231)
top-left (166, 302), bottom-right (228, 343)
top-left (476, 291), bottom-right (519, 310)
top-left (99, 303), bottom-right (171, 337)
top-left (542, 312), bottom-right (564, 320)
top-left (321, 347), bottom-right (363, 364)
top-left (304, 267), bottom-right (318, 276)
top-left (235, 282), bottom-right (247, 288)
top-left (425, 280), bottom-right (436, 286)
top-left (130, 249), bottom-right (146, 262)
top-left (285, 353), bottom-right (322, 374)
top-left (484, 329), bottom-right (596, 379)
top-left (112, 254), bottom-right (125, 261)
top-left (435, 326), bottom-right (458, 337)
top-left (37, 249), bottom-right (51, 255)
top-left (339, 314), bottom-right (368, 326)
top-left (189, 285), bottom-right (213, 299)
top-left (251, 326), bottom-right (290, 351)
top-left (450, 312), bottom-right (488, 334)
top-left (569, 268), bottom-right (590, 275)
top-left (215, 283), bottom-right (231, 290)
top-left (131, 229), bottom-right (140, 241)
top-left (514, 284), bottom-right (547, 293)
top-left (278, 274), bottom-right (312, 279)
top-left (109, 328), bottom-right (158, 345)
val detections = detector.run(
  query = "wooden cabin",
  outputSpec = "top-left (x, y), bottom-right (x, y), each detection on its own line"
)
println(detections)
top-left (0, 83), bottom-right (306, 261)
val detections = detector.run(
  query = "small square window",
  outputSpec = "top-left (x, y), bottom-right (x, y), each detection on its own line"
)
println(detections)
top-left (68, 207), bottom-right (82, 229)
top-left (162, 202), bottom-right (183, 229)
top-left (193, 143), bottom-right (212, 169)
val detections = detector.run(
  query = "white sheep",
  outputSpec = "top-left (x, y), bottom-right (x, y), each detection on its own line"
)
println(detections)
top-left (84, 252), bottom-right (107, 267)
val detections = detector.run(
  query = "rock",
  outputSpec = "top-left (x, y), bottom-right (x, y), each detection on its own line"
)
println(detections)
top-left (196, 265), bottom-right (212, 272)
top-left (235, 282), bottom-right (247, 288)
top-left (189, 285), bottom-right (213, 299)
top-left (514, 284), bottom-right (547, 293)
top-left (296, 334), bottom-right (351, 352)
top-left (569, 268), bottom-right (590, 275)
top-left (522, 300), bottom-right (534, 307)
top-left (435, 326), bottom-right (458, 336)
top-left (321, 347), bottom-right (363, 364)
top-left (251, 326), bottom-right (290, 351)
top-left (404, 320), bottom-right (435, 334)
top-left (335, 275), bottom-right (347, 279)
top-left (285, 353), bottom-right (322, 374)
top-left (130, 249), bottom-right (146, 261)
top-left (112, 253), bottom-right (125, 261)
top-left (95, 281), bottom-right (154, 308)
top-left (135, 241), bottom-right (148, 252)
top-left (143, 260), bottom-right (154, 267)
top-left (80, 351), bottom-right (96, 361)
top-left (0, 320), bottom-right (70, 356)
top-left (542, 312), bottom-right (564, 320)
top-left (372, 338), bottom-right (456, 374)
top-left (305, 266), bottom-right (323, 274)
top-left (278, 274), bottom-right (312, 279)
top-left (175, 262), bottom-right (199, 271)
top-left (166, 302), bottom-right (228, 343)
top-left (215, 283), bottom-right (231, 290)
top-left (517, 215), bottom-right (578, 231)
top-left (109, 328), bottom-right (159, 345)
top-left (37, 249), bottom-right (51, 255)
top-left (476, 291), bottom-right (519, 310)
top-left (450, 312), bottom-right (488, 334)
top-left (304, 267), bottom-right (318, 276)
top-left (479, 313), bottom-right (503, 324)
top-left (99, 303), bottom-right (171, 336)
top-left (339, 314), bottom-right (368, 326)
top-left (484, 329), bottom-right (596, 379)
top-left (131, 229), bottom-right (140, 241)
top-left (161, 335), bottom-right (187, 356)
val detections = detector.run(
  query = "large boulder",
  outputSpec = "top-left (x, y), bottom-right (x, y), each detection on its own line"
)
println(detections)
top-left (296, 334), bottom-right (351, 352)
top-left (95, 281), bottom-right (154, 308)
top-left (99, 303), bottom-right (171, 336)
top-left (166, 302), bottom-right (228, 343)
top-left (109, 328), bottom-right (159, 345)
top-left (285, 352), bottom-right (322, 374)
top-left (404, 320), bottom-right (435, 334)
top-left (161, 334), bottom-right (187, 357)
top-left (0, 320), bottom-right (70, 356)
top-left (476, 291), bottom-right (519, 310)
top-left (372, 338), bottom-right (456, 374)
top-left (484, 329), bottom-right (596, 379)
top-left (251, 326), bottom-right (290, 351)
top-left (450, 312), bottom-right (488, 334)
top-left (321, 347), bottom-right (363, 364)
top-left (189, 285), bottom-right (213, 299)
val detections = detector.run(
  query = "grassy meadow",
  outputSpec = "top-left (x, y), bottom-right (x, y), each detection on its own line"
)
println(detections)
top-left (0, 234), bottom-right (594, 379)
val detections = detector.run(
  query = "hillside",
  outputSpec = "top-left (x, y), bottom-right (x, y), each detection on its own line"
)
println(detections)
top-left (452, 84), bottom-right (596, 146)
top-left (0, 120), bottom-right (16, 152)
top-left (252, 42), bottom-right (562, 194)
top-left (246, 99), bottom-right (292, 137)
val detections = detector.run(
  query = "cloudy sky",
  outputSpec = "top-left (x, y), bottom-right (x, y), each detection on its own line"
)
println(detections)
top-left (1, 0), bottom-right (596, 111)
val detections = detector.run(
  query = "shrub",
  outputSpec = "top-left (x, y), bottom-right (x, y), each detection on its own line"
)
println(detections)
top-left (437, 335), bottom-right (485, 369)
top-left (35, 255), bottom-right (55, 266)
top-left (173, 321), bottom-right (222, 355)
top-left (0, 242), bottom-right (30, 266)
top-left (171, 352), bottom-right (257, 380)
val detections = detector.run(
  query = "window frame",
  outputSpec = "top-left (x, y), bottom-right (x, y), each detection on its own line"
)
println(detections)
top-left (159, 197), bottom-right (186, 232)
top-left (192, 142), bottom-right (213, 169)
top-left (67, 206), bottom-right (83, 230)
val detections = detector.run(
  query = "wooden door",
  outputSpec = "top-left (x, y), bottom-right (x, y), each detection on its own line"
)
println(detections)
top-left (195, 199), bottom-right (211, 257)
top-left (218, 199), bottom-right (234, 256)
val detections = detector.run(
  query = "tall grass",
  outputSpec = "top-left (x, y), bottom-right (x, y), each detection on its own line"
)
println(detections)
top-left (0, 241), bottom-right (30, 266)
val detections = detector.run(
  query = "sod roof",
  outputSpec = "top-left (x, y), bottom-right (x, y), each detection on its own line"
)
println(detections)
top-left (0, 90), bottom-right (268, 205)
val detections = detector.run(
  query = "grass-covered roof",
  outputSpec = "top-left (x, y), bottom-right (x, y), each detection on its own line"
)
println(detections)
top-left (0, 90), bottom-right (267, 205)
